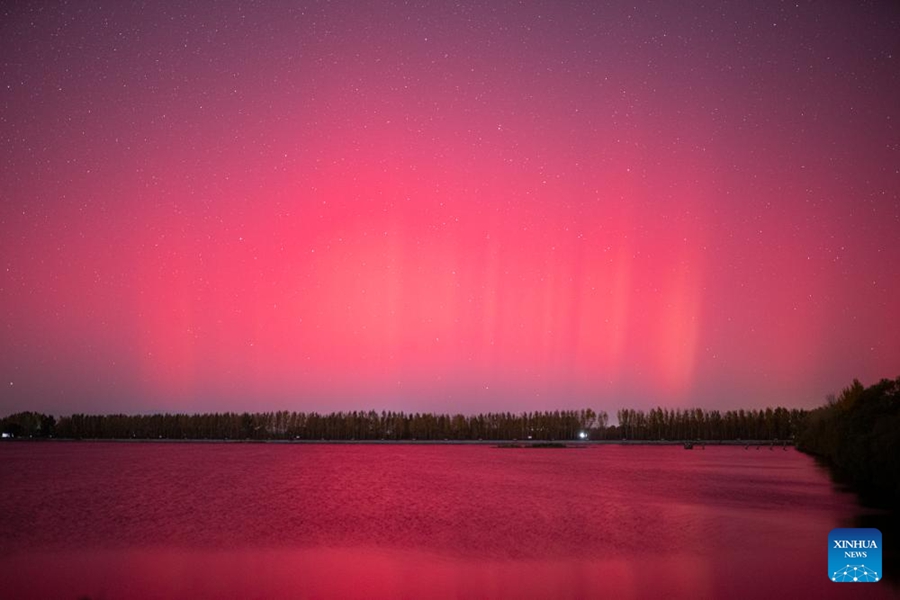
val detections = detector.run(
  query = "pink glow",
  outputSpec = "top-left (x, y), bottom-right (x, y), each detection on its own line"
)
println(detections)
top-left (1, 1), bottom-right (898, 415)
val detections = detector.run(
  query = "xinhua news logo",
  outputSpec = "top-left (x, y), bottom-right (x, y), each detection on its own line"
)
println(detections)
top-left (829, 528), bottom-right (882, 583)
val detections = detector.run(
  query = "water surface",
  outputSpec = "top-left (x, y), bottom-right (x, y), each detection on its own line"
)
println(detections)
top-left (0, 442), bottom-right (891, 598)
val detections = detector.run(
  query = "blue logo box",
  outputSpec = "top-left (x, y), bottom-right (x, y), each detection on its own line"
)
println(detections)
top-left (829, 528), bottom-right (882, 583)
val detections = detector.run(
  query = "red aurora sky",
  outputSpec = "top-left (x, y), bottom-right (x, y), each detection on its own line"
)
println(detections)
top-left (1, 1), bottom-right (898, 416)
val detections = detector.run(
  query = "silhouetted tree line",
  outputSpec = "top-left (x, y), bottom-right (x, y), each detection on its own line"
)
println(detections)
top-left (2, 409), bottom-right (612, 441)
top-left (606, 406), bottom-right (806, 441)
top-left (796, 376), bottom-right (900, 502)
top-left (0, 411), bottom-right (56, 438)
top-left (3, 404), bottom-right (806, 442)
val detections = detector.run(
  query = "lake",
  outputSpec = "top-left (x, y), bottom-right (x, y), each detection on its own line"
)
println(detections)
top-left (0, 442), bottom-right (893, 599)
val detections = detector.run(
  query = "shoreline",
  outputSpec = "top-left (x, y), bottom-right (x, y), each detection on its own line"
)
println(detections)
top-left (0, 438), bottom-right (796, 446)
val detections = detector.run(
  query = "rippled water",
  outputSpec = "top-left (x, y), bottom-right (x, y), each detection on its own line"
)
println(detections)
top-left (0, 442), bottom-right (892, 599)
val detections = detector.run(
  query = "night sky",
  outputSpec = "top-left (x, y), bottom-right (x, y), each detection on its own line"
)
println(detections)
top-left (1, 0), bottom-right (898, 416)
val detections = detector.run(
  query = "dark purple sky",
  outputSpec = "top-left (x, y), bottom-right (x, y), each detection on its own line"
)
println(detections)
top-left (1, 0), bottom-right (898, 416)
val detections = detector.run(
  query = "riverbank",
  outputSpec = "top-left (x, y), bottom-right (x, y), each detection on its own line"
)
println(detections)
top-left (1, 437), bottom-right (795, 446)
top-left (796, 376), bottom-right (900, 505)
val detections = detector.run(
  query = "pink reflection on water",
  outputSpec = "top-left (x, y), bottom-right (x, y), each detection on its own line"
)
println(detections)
top-left (2, 546), bottom-right (889, 600)
top-left (0, 443), bottom-right (894, 599)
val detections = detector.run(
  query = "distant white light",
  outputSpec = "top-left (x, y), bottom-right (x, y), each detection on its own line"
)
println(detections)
top-left (578, 431), bottom-right (587, 439)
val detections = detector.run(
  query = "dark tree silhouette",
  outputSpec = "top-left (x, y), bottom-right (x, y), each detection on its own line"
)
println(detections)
top-left (796, 376), bottom-right (900, 503)
top-left (0, 405), bottom-right (812, 443)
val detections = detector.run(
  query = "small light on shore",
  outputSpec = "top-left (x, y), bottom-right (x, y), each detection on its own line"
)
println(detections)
top-left (578, 431), bottom-right (587, 440)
